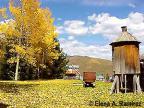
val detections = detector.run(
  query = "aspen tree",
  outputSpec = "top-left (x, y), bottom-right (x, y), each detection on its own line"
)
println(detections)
top-left (4, 0), bottom-right (59, 80)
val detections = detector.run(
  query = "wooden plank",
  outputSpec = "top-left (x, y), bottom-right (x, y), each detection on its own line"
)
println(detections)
top-left (121, 46), bottom-right (125, 75)
top-left (124, 45), bottom-right (129, 74)
top-left (114, 47), bottom-right (121, 74)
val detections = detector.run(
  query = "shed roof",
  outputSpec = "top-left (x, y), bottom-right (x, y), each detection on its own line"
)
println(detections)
top-left (65, 69), bottom-right (80, 75)
top-left (110, 26), bottom-right (140, 44)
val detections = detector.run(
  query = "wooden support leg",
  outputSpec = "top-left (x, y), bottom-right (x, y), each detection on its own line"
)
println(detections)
top-left (133, 75), bottom-right (137, 93)
top-left (116, 75), bottom-right (119, 93)
top-left (120, 75), bottom-right (123, 89)
top-left (136, 75), bottom-right (142, 93)
top-left (125, 75), bottom-right (127, 93)
top-left (110, 75), bottom-right (118, 94)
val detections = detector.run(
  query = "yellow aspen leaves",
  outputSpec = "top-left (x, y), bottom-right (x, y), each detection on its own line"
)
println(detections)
top-left (0, 8), bottom-right (7, 18)
top-left (15, 45), bottom-right (26, 56)
top-left (0, 49), bottom-right (4, 60)
top-left (0, 0), bottom-right (59, 71)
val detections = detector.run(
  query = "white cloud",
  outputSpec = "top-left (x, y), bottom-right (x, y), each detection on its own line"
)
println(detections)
top-left (56, 26), bottom-right (64, 34)
top-left (60, 37), bottom-right (144, 60)
top-left (128, 3), bottom-right (136, 8)
top-left (58, 12), bottom-right (144, 59)
top-left (88, 13), bottom-right (125, 39)
top-left (57, 12), bottom-right (144, 41)
top-left (88, 13), bottom-right (97, 21)
top-left (56, 20), bottom-right (88, 36)
top-left (64, 20), bottom-right (88, 35)
top-left (60, 38), bottom-right (112, 60)
top-left (140, 45), bottom-right (144, 56)
top-left (88, 12), bottom-right (144, 41)
top-left (88, 13), bottom-right (126, 40)
top-left (68, 36), bottom-right (75, 40)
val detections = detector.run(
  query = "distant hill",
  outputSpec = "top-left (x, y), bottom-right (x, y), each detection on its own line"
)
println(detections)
top-left (67, 56), bottom-right (112, 75)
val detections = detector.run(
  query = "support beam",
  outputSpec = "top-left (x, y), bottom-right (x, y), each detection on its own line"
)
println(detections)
top-left (125, 75), bottom-right (127, 93)
top-left (136, 75), bottom-right (142, 93)
top-left (133, 75), bottom-right (137, 93)
top-left (110, 75), bottom-right (118, 94)
top-left (120, 75), bottom-right (123, 89)
top-left (116, 75), bottom-right (119, 93)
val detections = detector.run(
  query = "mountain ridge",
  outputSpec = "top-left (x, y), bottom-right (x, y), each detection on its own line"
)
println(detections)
top-left (67, 56), bottom-right (112, 75)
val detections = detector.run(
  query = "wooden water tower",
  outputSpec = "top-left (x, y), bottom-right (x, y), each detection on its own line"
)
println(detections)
top-left (110, 26), bottom-right (142, 94)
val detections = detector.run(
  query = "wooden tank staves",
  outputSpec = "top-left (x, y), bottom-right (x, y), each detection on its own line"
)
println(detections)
top-left (109, 26), bottom-right (142, 94)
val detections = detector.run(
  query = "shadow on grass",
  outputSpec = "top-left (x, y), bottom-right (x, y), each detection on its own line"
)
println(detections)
top-left (0, 82), bottom-right (39, 94)
top-left (0, 103), bottom-right (9, 108)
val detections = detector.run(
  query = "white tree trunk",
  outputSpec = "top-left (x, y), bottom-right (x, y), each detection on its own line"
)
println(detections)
top-left (15, 54), bottom-right (20, 81)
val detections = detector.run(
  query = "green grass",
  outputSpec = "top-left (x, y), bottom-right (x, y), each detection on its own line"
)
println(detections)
top-left (0, 80), bottom-right (143, 108)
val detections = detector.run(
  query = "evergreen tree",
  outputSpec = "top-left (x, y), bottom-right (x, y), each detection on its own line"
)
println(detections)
top-left (105, 73), bottom-right (109, 81)
top-left (51, 39), bottom-right (69, 79)
top-left (19, 59), bottom-right (37, 80)
top-left (1, 45), bottom-right (16, 80)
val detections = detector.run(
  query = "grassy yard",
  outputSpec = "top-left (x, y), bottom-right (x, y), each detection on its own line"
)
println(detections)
top-left (0, 80), bottom-right (143, 108)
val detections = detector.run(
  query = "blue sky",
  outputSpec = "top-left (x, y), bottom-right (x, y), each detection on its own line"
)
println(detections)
top-left (1, 0), bottom-right (144, 59)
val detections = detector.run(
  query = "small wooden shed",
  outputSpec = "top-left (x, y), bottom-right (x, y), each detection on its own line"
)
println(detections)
top-left (65, 65), bottom-right (80, 79)
top-left (110, 26), bottom-right (142, 94)
top-left (65, 69), bottom-right (77, 79)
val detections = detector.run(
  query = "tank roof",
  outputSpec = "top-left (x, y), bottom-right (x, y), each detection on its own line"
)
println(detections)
top-left (110, 26), bottom-right (140, 45)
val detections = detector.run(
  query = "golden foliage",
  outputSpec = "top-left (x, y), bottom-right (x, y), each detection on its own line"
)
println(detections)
top-left (0, 80), bottom-right (144, 107)
top-left (7, 57), bottom-right (17, 63)
top-left (0, 49), bottom-right (4, 59)
top-left (2, 0), bottom-right (59, 68)
top-left (0, 8), bottom-right (7, 18)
